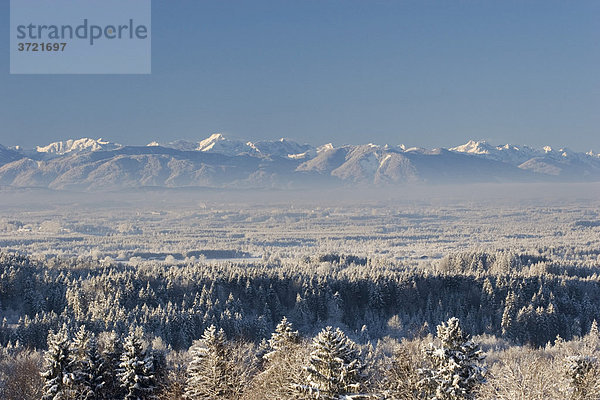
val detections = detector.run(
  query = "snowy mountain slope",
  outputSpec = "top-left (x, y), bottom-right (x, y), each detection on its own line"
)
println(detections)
top-left (149, 134), bottom-right (315, 159)
top-left (518, 155), bottom-right (600, 179)
top-left (147, 139), bottom-right (200, 152)
top-left (1, 136), bottom-right (600, 190)
top-left (0, 158), bottom-right (39, 185)
top-left (296, 145), bottom-right (350, 174)
top-left (0, 144), bottom-right (24, 166)
top-left (449, 140), bottom-right (600, 170)
top-left (401, 148), bottom-right (537, 183)
top-left (149, 133), bottom-right (253, 156)
top-left (450, 140), bottom-right (544, 165)
top-left (330, 144), bottom-right (384, 182)
top-left (374, 152), bottom-right (420, 184)
top-left (298, 144), bottom-right (537, 184)
top-left (36, 138), bottom-right (122, 156)
top-left (147, 134), bottom-right (248, 155)
top-left (0, 145), bottom-right (304, 190)
top-left (248, 138), bottom-right (315, 159)
top-left (195, 133), bottom-right (250, 155)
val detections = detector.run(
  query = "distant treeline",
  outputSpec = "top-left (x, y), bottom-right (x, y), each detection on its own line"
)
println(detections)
top-left (131, 249), bottom-right (252, 260)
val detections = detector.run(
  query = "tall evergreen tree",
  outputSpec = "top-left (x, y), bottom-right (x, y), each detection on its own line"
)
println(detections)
top-left (420, 317), bottom-right (485, 400)
top-left (265, 316), bottom-right (299, 359)
top-left (501, 291), bottom-right (517, 340)
top-left (296, 326), bottom-right (365, 399)
top-left (101, 330), bottom-right (124, 400)
top-left (585, 319), bottom-right (600, 351)
top-left (85, 334), bottom-right (106, 400)
top-left (118, 328), bottom-right (156, 400)
top-left (70, 326), bottom-right (105, 400)
top-left (185, 325), bottom-right (232, 399)
top-left (249, 317), bottom-right (305, 399)
top-left (41, 324), bottom-right (74, 400)
top-left (70, 325), bottom-right (92, 399)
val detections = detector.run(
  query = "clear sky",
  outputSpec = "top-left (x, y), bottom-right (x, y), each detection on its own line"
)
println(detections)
top-left (1, 0), bottom-right (599, 151)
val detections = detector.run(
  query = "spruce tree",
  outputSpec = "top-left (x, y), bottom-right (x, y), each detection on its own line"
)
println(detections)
top-left (585, 319), bottom-right (600, 351)
top-left (71, 325), bottom-right (103, 399)
top-left (591, 320), bottom-right (600, 338)
top-left (69, 326), bottom-right (105, 400)
top-left (420, 317), bottom-right (485, 400)
top-left (265, 316), bottom-right (299, 359)
top-left (101, 330), bottom-right (124, 400)
top-left (118, 328), bottom-right (156, 400)
top-left (42, 324), bottom-right (74, 400)
top-left (501, 292), bottom-right (517, 339)
top-left (251, 317), bottom-right (305, 399)
top-left (86, 335), bottom-right (106, 400)
top-left (296, 326), bottom-right (365, 399)
top-left (185, 324), bottom-right (232, 399)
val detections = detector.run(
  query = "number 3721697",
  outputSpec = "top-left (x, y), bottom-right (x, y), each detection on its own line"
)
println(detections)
top-left (17, 43), bottom-right (67, 52)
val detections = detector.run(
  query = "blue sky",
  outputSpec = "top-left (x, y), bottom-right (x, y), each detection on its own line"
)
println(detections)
top-left (1, 0), bottom-right (599, 151)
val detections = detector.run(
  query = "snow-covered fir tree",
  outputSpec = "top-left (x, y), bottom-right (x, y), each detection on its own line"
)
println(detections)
top-left (70, 326), bottom-right (90, 398)
top-left (70, 326), bottom-right (105, 400)
top-left (185, 324), bottom-right (232, 399)
top-left (591, 320), bottom-right (600, 338)
top-left (265, 316), bottom-right (299, 359)
top-left (420, 317), bottom-right (485, 400)
top-left (42, 324), bottom-right (75, 400)
top-left (118, 327), bottom-right (156, 400)
top-left (85, 334), bottom-right (105, 400)
top-left (296, 326), bottom-right (365, 399)
top-left (585, 319), bottom-right (600, 351)
top-left (248, 317), bottom-right (306, 399)
top-left (100, 330), bottom-right (124, 399)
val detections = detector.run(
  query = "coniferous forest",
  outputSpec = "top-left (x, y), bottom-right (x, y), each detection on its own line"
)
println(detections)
top-left (1, 248), bottom-right (600, 399)
top-left (1, 188), bottom-right (600, 399)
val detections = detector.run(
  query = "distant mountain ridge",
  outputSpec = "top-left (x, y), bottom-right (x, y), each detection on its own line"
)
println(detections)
top-left (36, 138), bottom-right (123, 156)
top-left (147, 133), bottom-right (314, 159)
top-left (1, 136), bottom-right (599, 190)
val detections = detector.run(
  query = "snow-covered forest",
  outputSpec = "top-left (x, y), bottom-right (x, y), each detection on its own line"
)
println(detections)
top-left (1, 185), bottom-right (600, 399)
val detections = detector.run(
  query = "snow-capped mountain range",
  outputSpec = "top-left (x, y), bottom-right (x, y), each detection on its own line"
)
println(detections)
top-left (35, 137), bottom-right (122, 155)
top-left (0, 136), bottom-right (599, 190)
top-left (147, 133), bottom-right (315, 159)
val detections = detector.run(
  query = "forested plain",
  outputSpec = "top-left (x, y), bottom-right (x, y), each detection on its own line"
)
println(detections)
top-left (1, 184), bottom-right (600, 399)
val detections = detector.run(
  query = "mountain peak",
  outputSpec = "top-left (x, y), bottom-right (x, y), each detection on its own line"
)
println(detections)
top-left (587, 150), bottom-right (600, 158)
top-left (317, 143), bottom-right (335, 153)
top-left (197, 133), bottom-right (228, 151)
top-left (450, 140), bottom-right (494, 155)
top-left (36, 138), bottom-right (121, 155)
